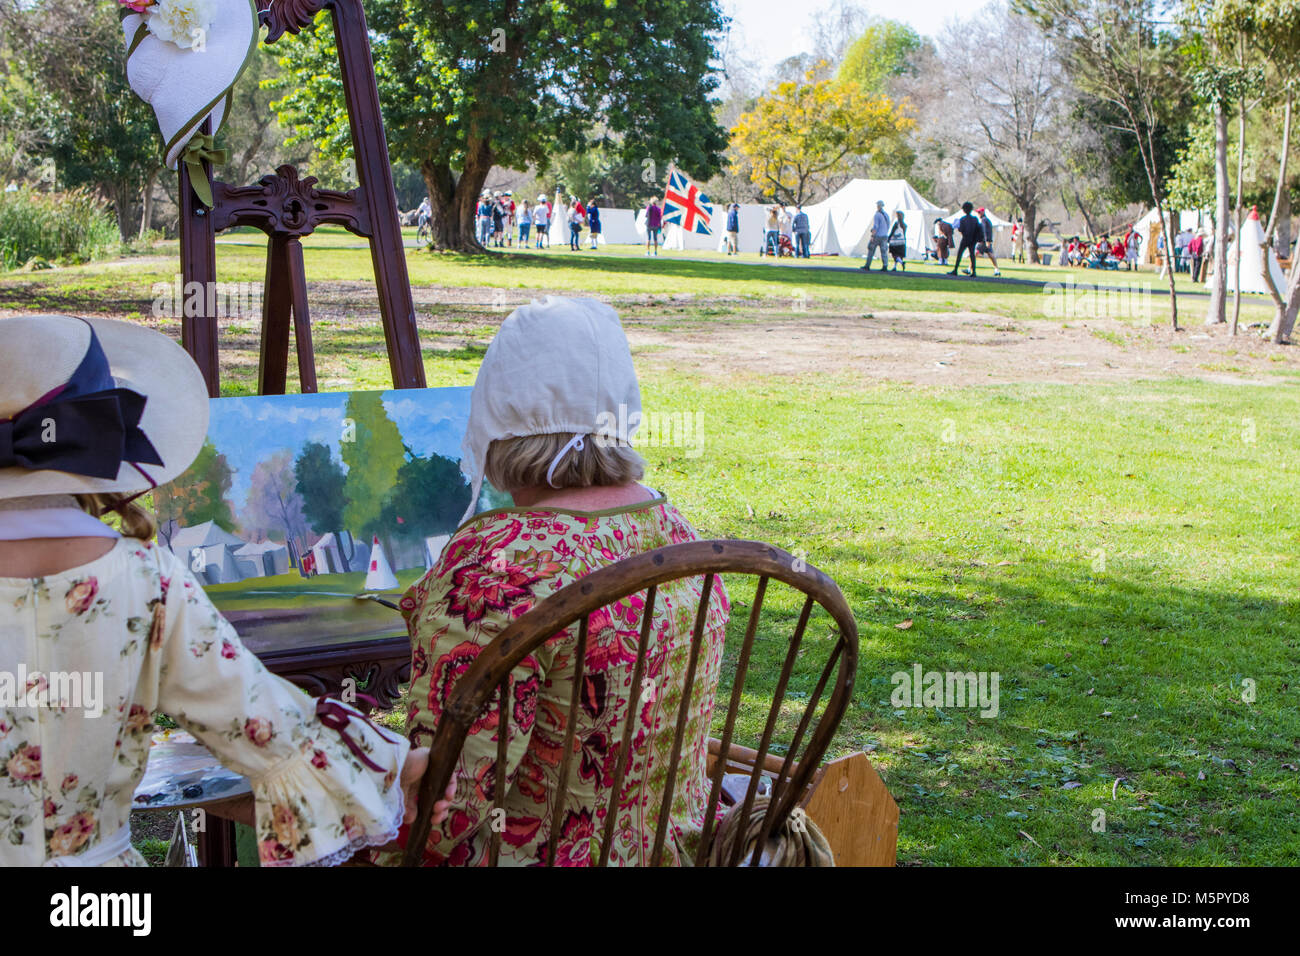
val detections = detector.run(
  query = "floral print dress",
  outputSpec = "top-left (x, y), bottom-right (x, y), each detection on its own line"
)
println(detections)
top-left (0, 539), bottom-right (409, 866)
top-left (397, 494), bottom-right (730, 866)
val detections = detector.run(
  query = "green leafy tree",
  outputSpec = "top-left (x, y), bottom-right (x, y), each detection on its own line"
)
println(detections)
top-left (731, 66), bottom-right (914, 204)
top-left (837, 19), bottom-right (923, 96)
top-left (0, 0), bottom-right (161, 240)
top-left (273, 0), bottom-right (728, 250)
top-left (341, 392), bottom-right (405, 541)
top-left (1019, 0), bottom-right (1193, 329)
top-left (293, 441), bottom-right (348, 535)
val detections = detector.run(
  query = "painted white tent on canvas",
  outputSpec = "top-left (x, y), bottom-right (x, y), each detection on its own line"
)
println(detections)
top-left (364, 535), bottom-right (399, 591)
top-left (1208, 208), bottom-right (1287, 295)
top-left (806, 179), bottom-right (948, 258)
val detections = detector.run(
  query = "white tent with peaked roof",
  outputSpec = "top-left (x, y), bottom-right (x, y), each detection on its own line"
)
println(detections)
top-left (805, 179), bottom-right (948, 259)
top-left (364, 535), bottom-right (399, 591)
top-left (1208, 208), bottom-right (1287, 295)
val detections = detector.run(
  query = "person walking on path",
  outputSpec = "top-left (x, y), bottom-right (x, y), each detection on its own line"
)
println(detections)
top-left (887, 210), bottom-right (907, 271)
top-left (645, 197), bottom-right (663, 256)
top-left (762, 206), bottom-right (780, 256)
top-left (792, 204), bottom-right (811, 258)
top-left (476, 192), bottom-right (492, 246)
top-left (1188, 230), bottom-right (1205, 282)
top-left (532, 194), bottom-right (549, 249)
top-left (861, 200), bottom-right (891, 271)
top-left (976, 208), bottom-right (1002, 276)
top-left (949, 202), bottom-right (982, 277)
top-left (516, 201), bottom-right (531, 246)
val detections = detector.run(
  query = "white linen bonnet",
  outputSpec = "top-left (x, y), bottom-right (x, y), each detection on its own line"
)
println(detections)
top-left (459, 296), bottom-right (642, 522)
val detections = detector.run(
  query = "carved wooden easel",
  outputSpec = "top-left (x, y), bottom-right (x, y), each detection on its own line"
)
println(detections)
top-left (177, 0), bottom-right (425, 866)
top-left (178, 0), bottom-right (425, 396)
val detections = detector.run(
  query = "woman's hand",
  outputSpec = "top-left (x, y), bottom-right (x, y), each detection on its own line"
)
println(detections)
top-left (400, 747), bottom-right (457, 826)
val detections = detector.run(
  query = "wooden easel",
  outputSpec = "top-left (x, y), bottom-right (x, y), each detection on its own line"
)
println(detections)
top-left (179, 0), bottom-right (425, 865)
top-left (178, 0), bottom-right (425, 396)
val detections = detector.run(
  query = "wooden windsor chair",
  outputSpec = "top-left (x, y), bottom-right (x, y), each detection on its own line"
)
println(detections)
top-left (403, 539), bottom-right (859, 867)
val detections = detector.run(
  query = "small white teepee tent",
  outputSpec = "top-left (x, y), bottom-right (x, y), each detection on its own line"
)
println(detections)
top-left (1209, 208), bottom-right (1287, 295)
top-left (363, 535), bottom-right (398, 591)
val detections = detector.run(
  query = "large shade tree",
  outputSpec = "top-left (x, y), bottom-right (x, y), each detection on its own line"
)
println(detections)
top-left (1021, 0), bottom-right (1192, 329)
top-left (275, 0), bottom-right (729, 251)
top-left (929, 3), bottom-right (1068, 263)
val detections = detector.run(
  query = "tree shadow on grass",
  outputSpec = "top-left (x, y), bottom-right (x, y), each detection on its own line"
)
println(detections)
top-left (717, 546), bottom-right (1299, 864)
top-left (419, 248), bottom-right (1057, 298)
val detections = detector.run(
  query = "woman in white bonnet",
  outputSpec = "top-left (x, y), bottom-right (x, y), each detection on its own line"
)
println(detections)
top-left (395, 295), bottom-right (731, 866)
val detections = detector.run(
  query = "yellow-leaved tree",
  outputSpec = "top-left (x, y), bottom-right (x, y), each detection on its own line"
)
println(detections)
top-left (730, 66), bottom-right (915, 204)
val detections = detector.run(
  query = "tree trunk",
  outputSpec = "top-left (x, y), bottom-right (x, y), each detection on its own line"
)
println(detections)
top-left (1277, 185), bottom-right (1291, 261)
top-left (1070, 184), bottom-right (1096, 239)
top-left (1024, 202), bottom-right (1041, 264)
top-left (1269, 256), bottom-right (1300, 343)
top-left (420, 138), bottom-right (494, 252)
top-left (1267, 93), bottom-right (1297, 344)
top-left (111, 182), bottom-right (133, 243)
top-left (138, 167), bottom-right (158, 240)
top-left (1231, 98), bottom-right (1246, 336)
top-left (1206, 99), bottom-right (1229, 325)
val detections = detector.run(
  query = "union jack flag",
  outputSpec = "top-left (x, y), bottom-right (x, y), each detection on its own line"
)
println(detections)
top-left (662, 168), bottom-right (713, 235)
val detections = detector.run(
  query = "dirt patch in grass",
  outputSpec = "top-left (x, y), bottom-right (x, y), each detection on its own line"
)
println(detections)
top-left (617, 309), bottom-right (1297, 385)
top-left (5, 280), bottom-right (1295, 386)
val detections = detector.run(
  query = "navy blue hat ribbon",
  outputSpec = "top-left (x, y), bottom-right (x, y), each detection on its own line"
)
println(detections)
top-left (0, 323), bottom-right (163, 480)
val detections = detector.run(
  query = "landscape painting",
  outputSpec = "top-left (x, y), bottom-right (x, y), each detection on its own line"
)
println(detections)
top-left (153, 388), bottom-right (507, 652)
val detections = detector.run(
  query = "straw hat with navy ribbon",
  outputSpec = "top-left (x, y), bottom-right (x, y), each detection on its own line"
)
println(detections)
top-left (0, 316), bottom-right (209, 500)
top-left (119, 0), bottom-right (259, 206)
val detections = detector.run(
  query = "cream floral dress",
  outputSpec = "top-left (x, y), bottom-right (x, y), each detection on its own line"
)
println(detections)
top-left (0, 538), bottom-right (409, 866)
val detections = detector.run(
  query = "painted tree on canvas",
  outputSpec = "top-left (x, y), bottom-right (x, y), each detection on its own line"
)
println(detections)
top-left (153, 438), bottom-right (236, 545)
top-left (341, 392), bottom-right (405, 543)
top-left (379, 451), bottom-right (472, 546)
top-left (241, 450), bottom-right (311, 567)
top-left (294, 441), bottom-right (348, 536)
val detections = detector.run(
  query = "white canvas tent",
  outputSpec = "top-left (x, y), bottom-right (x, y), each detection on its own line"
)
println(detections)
top-left (1208, 210), bottom-right (1287, 295)
top-left (1134, 207), bottom-right (1212, 265)
top-left (806, 179), bottom-right (948, 259)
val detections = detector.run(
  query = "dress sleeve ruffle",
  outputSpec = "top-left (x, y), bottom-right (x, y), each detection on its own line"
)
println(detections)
top-left (249, 700), bottom-right (411, 868)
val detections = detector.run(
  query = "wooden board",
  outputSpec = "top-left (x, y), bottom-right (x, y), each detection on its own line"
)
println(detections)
top-left (801, 752), bottom-right (898, 867)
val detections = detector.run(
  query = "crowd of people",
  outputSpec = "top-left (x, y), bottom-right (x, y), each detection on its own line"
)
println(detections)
top-left (414, 191), bottom-right (607, 251)
top-left (745, 203), bottom-right (813, 258)
top-left (416, 191), bottom-right (1222, 284)
top-left (1060, 224), bottom-right (1214, 281)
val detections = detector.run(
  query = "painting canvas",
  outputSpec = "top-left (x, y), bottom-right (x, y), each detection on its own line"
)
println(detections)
top-left (154, 388), bottom-right (507, 653)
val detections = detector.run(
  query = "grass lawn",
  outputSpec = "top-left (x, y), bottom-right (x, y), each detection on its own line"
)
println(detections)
top-left (8, 239), bottom-right (1298, 865)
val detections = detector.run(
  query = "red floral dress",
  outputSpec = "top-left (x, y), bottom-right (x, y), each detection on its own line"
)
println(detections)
top-left (397, 495), bottom-right (730, 866)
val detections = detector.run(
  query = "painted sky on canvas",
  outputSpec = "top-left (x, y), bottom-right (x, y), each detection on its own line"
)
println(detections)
top-left (205, 388), bottom-right (472, 513)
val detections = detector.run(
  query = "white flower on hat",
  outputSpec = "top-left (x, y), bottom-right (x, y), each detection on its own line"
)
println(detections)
top-left (146, 0), bottom-right (216, 50)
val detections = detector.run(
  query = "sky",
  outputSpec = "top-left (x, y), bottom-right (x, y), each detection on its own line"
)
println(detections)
top-left (721, 0), bottom-right (970, 75)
